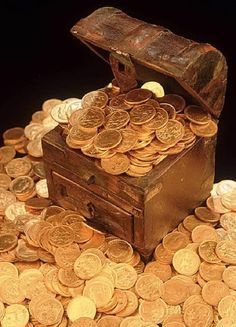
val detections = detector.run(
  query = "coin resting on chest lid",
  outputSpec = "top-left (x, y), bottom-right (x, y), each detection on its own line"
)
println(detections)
top-left (41, 7), bottom-right (227, 260)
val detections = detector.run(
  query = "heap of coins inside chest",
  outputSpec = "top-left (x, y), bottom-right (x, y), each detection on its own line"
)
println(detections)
top-left (48, 80), bottom-right (217, 177)
top-left (0, 93), bottom-right (235, 327)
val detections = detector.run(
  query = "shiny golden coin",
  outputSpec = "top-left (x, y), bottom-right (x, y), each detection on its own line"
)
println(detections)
top-left (190, 120), bottom-right (218, 137)
top-left (218, 295), bottom-right (236, 320)
top-left (216, 179), bottom-right (236, 195)
top-left (5, 158), bottom-right (32, 178)
top-left (198, 240), bottom-right (221, 263)
top-left (109, 94), bottom-right (132, 111)
top-left (55, 243), bottom-right (81, 270)
top-left (173, 249), bottom-right (200, 276)
top-left (0, 233), bottom-right (18, 252)
top-left (159, 94), bottom-right (186, 113)
top-left (115, 129), bottom-right (138, 153)
top-left (154, 244), bottom-right (173, 264)
top-left (206, 196), bottom-right (230, 214)
top-left (24, 123), bottom-right (45, 140)
top-left (0, 277), bottom-right (25, 304)
top-left (191, 225), bottom-right (218, 243)
top-left (220, 212), bottom-right (236, 231)
top-left (141, 81), bottom-right (165, 98)
top-left (139, 298), bottom-right (167, 324)
top-left (221, 188), bottom-right (236, 211)
top-left (183, 302), bottom-right (213, 327)
top-left (69, 126), bottom-right (97, 144)
top-left (42, 98), bottom-right (62, 113)
top-left (33, 297), bottom-right (64, 325)
top-left (9, 176), bottom-right (34, 196)
top-left (163, 231), bottom-right (189, 253)
top-left (114, 263), bottom-right (137, 290)
top-left (216, 318), bottom-right (236, 326)
top-left (35, 179), bottom-right (49, 198)
top-left (116, 290), bottom-right (138, 317)
top-left (0, 262), bottom-right (18, 278)
top-left (81, 91), bottom-right (108, 110)
top-left (1, 304), bottom-right (29, 327)
top-left (160, 278), bottom-right (189, 305)
top-left (48, 225), bottom-right (75, 247)
top-left (130, 104), bottom-right (156, 125)
top-left (83, 278), bottom-right (114, 308)
top-left (106, 238), bottom-right (133, 263)
top-left (0, 301), bottom-right (5, 321)
top-left (199, 261), bottom-right (225, 281)
top-left (105, 110), bottom-right (130, 130)
top-left (202, 280), bottom-right (230, 306)
top-left (125, 88), bottom-right (152, 104)
top-left (216, 241), bottom-right (236, 264)
top-left (144, 260), bottom-right (172, 282)
top-left (19, 268), bottom-right (44, 299)
top-left (94, 129), bottom-right (122, 151)
top-left (74, 253), bottom-right (102, 279)
top-left (0, 146), bottom-right (16, 164)
top-left (70, 222), bottom-right (94, 243)
top-left (142, 107), bottom-right (168, 130)
top-left (135, 273), bottom-right (163, 301)
top-left (101, 153), bottom-right (130, 175)
top-left (97, 315), bottom-right (123, 326)
top-left (195, 206), bottom-right (220, 223)
top-left (184, 105), bottom-right (210, 125)
top-left (78, 108), bottom-right (105, 130)
top-left (155, 119), bottom-right (184, 145)
top-left (223, 266), bottom-right (236, 290)
top-left (160, 103), bottom-right (176, 119)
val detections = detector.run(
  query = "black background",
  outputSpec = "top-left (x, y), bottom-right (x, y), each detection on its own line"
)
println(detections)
top-left (1, 0), bottom-right (236, 181)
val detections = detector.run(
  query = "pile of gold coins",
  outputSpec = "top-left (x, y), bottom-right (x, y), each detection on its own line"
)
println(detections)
top-left (53, 80), bottom-right (218, 177)
top-left (0, 98), bottom-right (236, 327)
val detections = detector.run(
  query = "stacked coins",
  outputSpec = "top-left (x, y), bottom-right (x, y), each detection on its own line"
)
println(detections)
top-left (55, 80), bottom-right (218, 177)
top-left (0, 102), bottom-right (235, 327)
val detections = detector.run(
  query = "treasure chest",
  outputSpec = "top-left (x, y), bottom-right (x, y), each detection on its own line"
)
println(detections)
top-left (42, 7), bottom-right (227, 260)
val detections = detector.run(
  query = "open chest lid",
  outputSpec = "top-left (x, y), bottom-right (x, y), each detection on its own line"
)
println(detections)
top-left (71, 7), bottom-right (227, 119)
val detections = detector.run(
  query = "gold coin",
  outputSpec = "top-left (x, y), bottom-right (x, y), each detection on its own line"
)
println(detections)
top-left (221, 189), bottom-right (236, 211)
top-left (116, 290), bottom-right (138, 317)
top-left (71, 317), bottom-right (97, 326)
top-left (223, 266), bottom-right (236, 289)
top-left (139, 298), bottom-right (167, 324)
top-left (0, 301), bottom-right (5, 321)
top-left (160, 278), bottom-right (189, 305)
top-left (97, 315), bottom-right (123, 326)
top-left (195, 206), bottom-right (220, 223)
top-left (42, 98), bottom-right (62, 113)
top-left (81, 91), bottom-right (108, 110)
top-left (109, 94), bottom-right (132, 111)
top-left (35, 179), bottom-right (49, 198)
top-left (33, 297), bottom-right (64, 325)
top-left (190, 120), bottom-right (218, 137)
top-left (202, 280), bottom-right (230, 306)
top-left (78, 108), bottom-right (105, 130)
top-left (191, 225), bottom-right (218, 243)
top-left (218, 295), bottom-right (236, 320)
top-left (105, 110), bottom-right (130, 130)
top-left (69, 126), bottom-right (97, 144)
top-left (83, 278), bottom-right (114, 308)
top-left (106, 239), bottom-right (133, 263)
top-left (199, 261), bottom-right (225, 281)
top-left (0, 262), bottom-right (18, 278)
top-left (67, 295), bottom-right (96, 322)
top-left (115, 129), bottom-right (138, 153)
top-left (0, 233), bottom-right (18, 252)
top-left (183, 302), bottom-right (213, 327)
top-left (125, 88), bottom-right (152, 105)
top-left (74, 253), bottom-right (103, 280)
top-left (159, 94), bottom-right (186, 113)
top-left (114, 263), bottom-right (137, 290)
top-left (155, 119), bottom-right (184, 145)
top-left (216, 241), bottom-right (236, 264)
top-left (101, 153), bottom-right (130, 175)
top-left (216, 318), bottom-right (236, 326)
top-left (198, 240), bottom-right (221, 263)
top-left (48, 225), bottom-right (75, 247)
top-left (0, 146), bottom-right (16, 165)
top-left (54, 243), bottom-right (81, 270)
top-left (9, 176), bottom-right (35, 196)
top-left (19, 268), bottom-right (44, 299)
top-left (3, 127), bottom-right (25, 145)
top-left (0, 277), bottom-right (25, 304)
top-left (216, 179), bottom-right (236, 195)
top-left (160, 103), bottom-right (176, 119)
top-left (206, 196), bottom-right (230, 214)
top-left (135, 273), bottom-right (163, 301)
top-left (130, 104), bottom-right (156, 125)
top-left (172, 249), bottom-right (200, 276)
top-left (184, 105), bottom-right (210, 125)
top-left (142, 107), bottom-right (168, 130)
top-left (24, 123), bottom-right (45, 141)
top-left (141, 81), bottom-right (165, 98)
top-left (1, 304), bottom-right (29, 327)
top-left (163, 231), bottom-right (190, 253)
top-left (154, 244), bottom-right (173, 264)
top-left (144, 260), bottom-right (172, 282)
top-left (0, 174), bottom-right (11, 190)
top-left (94, 129), bottom-right (122, 150)
top-left (5, 158), bottom-right (32, 178)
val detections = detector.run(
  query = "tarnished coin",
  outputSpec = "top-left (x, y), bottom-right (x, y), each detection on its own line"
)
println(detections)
top-left (94, 129), bottom-right (122, 151)
top-left (159, 94), bottom-right (186, 113)
top-left (155, 119), bottom-right (184, 145)
top-left (184, 105), bottom-right (210, 125)
top-left (101, 153), bottom-right (130, 175)
top-left (81, 91), bottom-right (108, 110)
top-left (5, 158), bottom-right (32, 178)
top-left (105, 110), bottom-right (130, 130)
top-left (0, 146), bottom-right (16, 164)
top-left (141, 81), bottom-right (165, 98)
top-left (125, 88), bottom-right (152, 104)
top-left (130, 104), bottom-right (156, 125)
top-left (67, 295), bottom-right (96, 321)
top-left (173, 249), bottom-right (200, 276)
top-left (190, 120), bottom-right (218, 137)
top-left (78, 108), bottom-right (105, 130)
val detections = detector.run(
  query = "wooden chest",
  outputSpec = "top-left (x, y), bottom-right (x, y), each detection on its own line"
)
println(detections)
top-left (42, 7), bottom-right (227, 260)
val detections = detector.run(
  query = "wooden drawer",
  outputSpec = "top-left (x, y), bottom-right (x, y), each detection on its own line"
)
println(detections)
top-left (50, 171), bottom-right (135, 243)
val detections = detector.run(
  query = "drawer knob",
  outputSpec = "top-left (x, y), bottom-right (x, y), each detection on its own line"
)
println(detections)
top-left (87, 202), bottom-right (95, 219)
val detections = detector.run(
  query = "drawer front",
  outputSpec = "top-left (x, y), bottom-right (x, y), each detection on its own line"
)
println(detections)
top-left (51, 171), bottom-right (134, 243)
